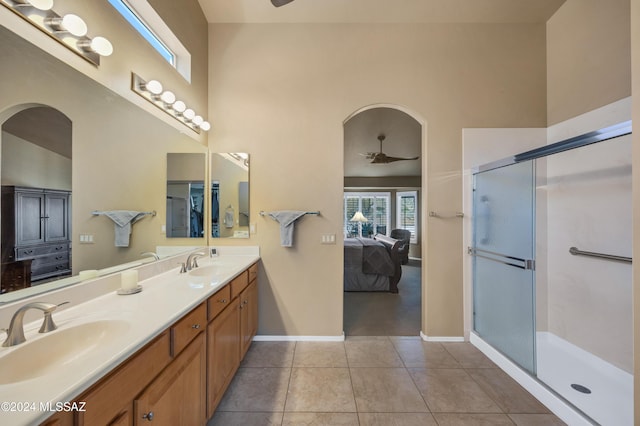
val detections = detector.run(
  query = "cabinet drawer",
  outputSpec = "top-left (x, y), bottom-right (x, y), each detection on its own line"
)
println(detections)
top-left (78, 332), bottom-right (170, 426)
top-left (15, 243), bottom-right (69, 259)
top-left (207, 284), bottom-right (231, 322)
top-left (230, 271), bottom-right (249, 300)
top-left (31, 261), bottom-right (70, 277)
top-left (248, 263), bottom-right (258, 283)
top-left (171, 303), bottom-right (206, 357)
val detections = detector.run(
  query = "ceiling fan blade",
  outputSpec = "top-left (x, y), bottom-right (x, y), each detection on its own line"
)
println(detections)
top-left (370, 154), bottom-right (419, 164)
top-left (271, 0), bottom-right (295, 7)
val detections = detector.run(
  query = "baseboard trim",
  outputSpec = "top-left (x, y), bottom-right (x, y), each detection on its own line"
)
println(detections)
top-left (470, 333), bottom-right (592, 426)
top-left (420, 331), bottom-right (465, 342)
top-left (253, 333), bottom-right (345, 342)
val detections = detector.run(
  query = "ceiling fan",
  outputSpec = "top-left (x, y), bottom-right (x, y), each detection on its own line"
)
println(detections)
top-left (271, 0), bottom-right (295, 7)
top-left (360, 134), bottom-right (419, 164)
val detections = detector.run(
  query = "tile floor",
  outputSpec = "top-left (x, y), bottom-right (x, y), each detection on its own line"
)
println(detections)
top-left (208, 337), bottom-right (567, 426)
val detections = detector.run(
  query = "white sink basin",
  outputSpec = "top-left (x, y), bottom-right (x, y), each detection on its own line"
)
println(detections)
top-left (188, 264), bottom-right (228, 277)
top-left (0, 319), bottom-right (130, 385)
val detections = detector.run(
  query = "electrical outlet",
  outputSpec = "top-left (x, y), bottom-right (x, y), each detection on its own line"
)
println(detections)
top-left (250, 222), bottom-right (256, 234)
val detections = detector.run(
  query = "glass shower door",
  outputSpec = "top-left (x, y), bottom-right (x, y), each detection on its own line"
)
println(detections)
top-left (472, 160), bottom-right (536, 373)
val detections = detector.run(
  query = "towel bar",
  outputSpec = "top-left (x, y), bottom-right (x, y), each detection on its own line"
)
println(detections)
top-left (259, 211), bottom-right (320, 216)
top-left (92, 210), bottom-right (156, 217)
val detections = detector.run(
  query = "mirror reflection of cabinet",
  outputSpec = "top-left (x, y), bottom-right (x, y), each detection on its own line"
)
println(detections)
top-left (211, 153), bottom-right (249, 239)
top-left (1, 186), bottom-right (71, 290)
top-left (166, 154), bottom-right (206, 239)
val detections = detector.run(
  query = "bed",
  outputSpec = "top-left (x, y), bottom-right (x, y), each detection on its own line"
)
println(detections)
top-left (343, 234), bottom-right (402, 293)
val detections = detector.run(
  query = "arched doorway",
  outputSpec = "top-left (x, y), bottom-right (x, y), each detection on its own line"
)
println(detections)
top-left (342, 104), bottom-right (425, 336)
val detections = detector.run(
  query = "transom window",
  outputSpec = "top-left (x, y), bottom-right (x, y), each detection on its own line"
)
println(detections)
top-left (108, 0), bottom-right (192, 81)
top-left (344, 192), bottom-right (390, 238)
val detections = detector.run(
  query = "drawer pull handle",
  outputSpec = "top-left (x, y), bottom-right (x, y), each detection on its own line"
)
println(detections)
top-left (191, 324), bottom-right (200, 329)
top-left (142, 411), bottom-right (154, 421)
top-left (219, 298), bottom-right (227, 304)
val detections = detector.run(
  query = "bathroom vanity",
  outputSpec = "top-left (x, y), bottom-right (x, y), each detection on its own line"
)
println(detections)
top-left (0, 249), bottom-right (258, 426)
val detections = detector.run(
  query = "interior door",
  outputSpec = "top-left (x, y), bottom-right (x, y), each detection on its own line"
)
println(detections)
top-left (471, 160), bottom-right (536, 373)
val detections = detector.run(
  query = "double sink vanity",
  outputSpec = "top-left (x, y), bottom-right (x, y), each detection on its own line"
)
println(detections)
top-left (0, 248), bottom-right (259, 425)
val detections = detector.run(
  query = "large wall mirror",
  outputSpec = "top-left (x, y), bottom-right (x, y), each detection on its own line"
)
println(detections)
top-left (166, 153), bottom-right (206, 238)
top-left (211, 153), bottom-right (249, 238)
top-left (0, 24), bottom-right (204, 303)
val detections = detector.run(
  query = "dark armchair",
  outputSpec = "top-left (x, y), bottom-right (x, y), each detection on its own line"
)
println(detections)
top-left (390, 229), bottom-right (411, 264)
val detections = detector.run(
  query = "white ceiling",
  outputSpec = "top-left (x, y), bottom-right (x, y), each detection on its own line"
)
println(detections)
top-left (198, 0), bottom-right (565, 24)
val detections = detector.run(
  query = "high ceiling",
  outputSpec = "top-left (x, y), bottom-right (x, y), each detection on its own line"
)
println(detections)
top-left (198, 0), bottom-right (565, 24)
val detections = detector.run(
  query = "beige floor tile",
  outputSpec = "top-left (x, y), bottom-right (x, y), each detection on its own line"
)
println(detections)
top-left (217, 367), bottom-right (291, 412)
top-left (433, 413), bottom-right (515, 425)
top-left (293, 342), bottom-right (348, 367)
top-left (441, 343), bottom-right (496, 368)
top-left (282, 412), bottom-right (359, 425)
top-left (241, 341), bottom-right (296, 367)
top-left (358, 412), bottom-right (438, 426)
top-left (390, 338), bottom-right (461, 368)
top-left (468, 368), bottom-right (550, 414)
top-left (408, 368), bottom-right (502, 413)
top-left (350, 368), bottom-right (428, 412)
top-left (345, 339), bottom-right (403, 367)
top-left (508, 413), bottom-right (567, 425)
top-left (208, 411), bottom-right (284, 426)
top-left (284, 368), bottom-right (356, 412)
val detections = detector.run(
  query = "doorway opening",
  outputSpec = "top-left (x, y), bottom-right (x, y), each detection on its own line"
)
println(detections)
top-left (342, 105), bottom-right (424, 336)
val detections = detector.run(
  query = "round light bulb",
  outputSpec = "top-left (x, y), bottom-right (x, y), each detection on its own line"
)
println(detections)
top-left (192, 115), bottom-right (204, 126)
top-left (61, 14), bottom-right (87, 37)
top-left (144, 80), bottom-right (163, 95)
top-left (183, 109), bottom-right (195, 120)
top-left (200, 121), bottom-right (211, 131)
top-left (90, 36), bottom-right (113, 56)
top-left (173, 100), bottom-right (186, 113)
top-left (27, 0), bottom-right (53, 10)
top-left (160, 91), bottom-right (176, 104)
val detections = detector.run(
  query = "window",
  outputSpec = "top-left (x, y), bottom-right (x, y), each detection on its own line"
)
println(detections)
top-left (108, 0), bottom-right (192, 81)
top-left (344, 193), bottom-right (390, 238)
top-left (396, 191), bottom-right (418, 244)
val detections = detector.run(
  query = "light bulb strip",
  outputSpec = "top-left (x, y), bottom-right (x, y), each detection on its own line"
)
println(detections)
top-left (131, 73), bottom-right (211, 133)
top-left (1, 0), bottom-right (112, 66)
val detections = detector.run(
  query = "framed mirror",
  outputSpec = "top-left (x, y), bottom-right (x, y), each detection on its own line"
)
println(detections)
top-left (166, 153), bottom-right (206, 238)
top-left (211, 153), bottom-right (249, 238)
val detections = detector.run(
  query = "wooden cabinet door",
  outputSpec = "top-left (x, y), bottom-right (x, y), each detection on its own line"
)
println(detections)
top-left (16, 190), bottom-right (45, 245)
top-left (44, 191), bottom-right (69, 242)
top-left (206, 297), bottom-right (240, 418)
top-left (135, 333), bottom-right (206, 426)
top-left (240, 280), bottom-right (257, 358)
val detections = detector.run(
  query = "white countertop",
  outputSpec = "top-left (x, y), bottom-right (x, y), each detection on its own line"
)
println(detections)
top-left (0, 253), bottom-right (259, 426)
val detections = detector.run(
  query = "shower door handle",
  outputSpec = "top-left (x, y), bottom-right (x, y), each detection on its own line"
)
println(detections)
top-left (468, 247), bottom-right (535, 271)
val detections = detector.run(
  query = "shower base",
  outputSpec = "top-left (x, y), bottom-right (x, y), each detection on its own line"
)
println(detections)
top-left (536, 332), bottom-right (632, 426)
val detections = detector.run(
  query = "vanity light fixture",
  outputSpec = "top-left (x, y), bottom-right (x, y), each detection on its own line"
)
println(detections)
top-left (0, 0), bottom-right (113, 65)
top-left (13, 0), bottom-right (52, 10)
top-left (131, 72), bottom-right (211, 133)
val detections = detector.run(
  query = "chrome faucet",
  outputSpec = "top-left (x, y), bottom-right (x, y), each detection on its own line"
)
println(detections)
top-left (141, 251), bottom-right (160, 261)
top-left (186, 252), bottom-right (205, 271)
top-left (2, 302), bottom-right (62, 347)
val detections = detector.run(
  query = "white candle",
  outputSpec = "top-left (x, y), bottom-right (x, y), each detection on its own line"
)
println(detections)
top-left (78, 270), bottom-right (98, 280)
top-left (121, 270), bottom-right (138, 290)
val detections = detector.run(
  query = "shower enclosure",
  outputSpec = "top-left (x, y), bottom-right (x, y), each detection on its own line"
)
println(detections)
top-left (470, 122), bottom-right (633, 425)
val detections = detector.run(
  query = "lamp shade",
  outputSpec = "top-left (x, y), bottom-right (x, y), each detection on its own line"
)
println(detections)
top-left (350, 211), bottom-right (368, 222)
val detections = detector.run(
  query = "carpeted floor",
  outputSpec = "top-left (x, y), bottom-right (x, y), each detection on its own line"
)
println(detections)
top-left (343, 259), bottom-right (421, 336)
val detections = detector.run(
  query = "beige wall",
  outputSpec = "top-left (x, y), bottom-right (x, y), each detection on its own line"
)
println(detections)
top-left (631, 0), bottom-right (639, 422)
top-left (209, 23), bottom-right (547, 336)
top-left (0, 0), bottom-right (209, 280)
top-left (547, 0), bottom-right (631, 125)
